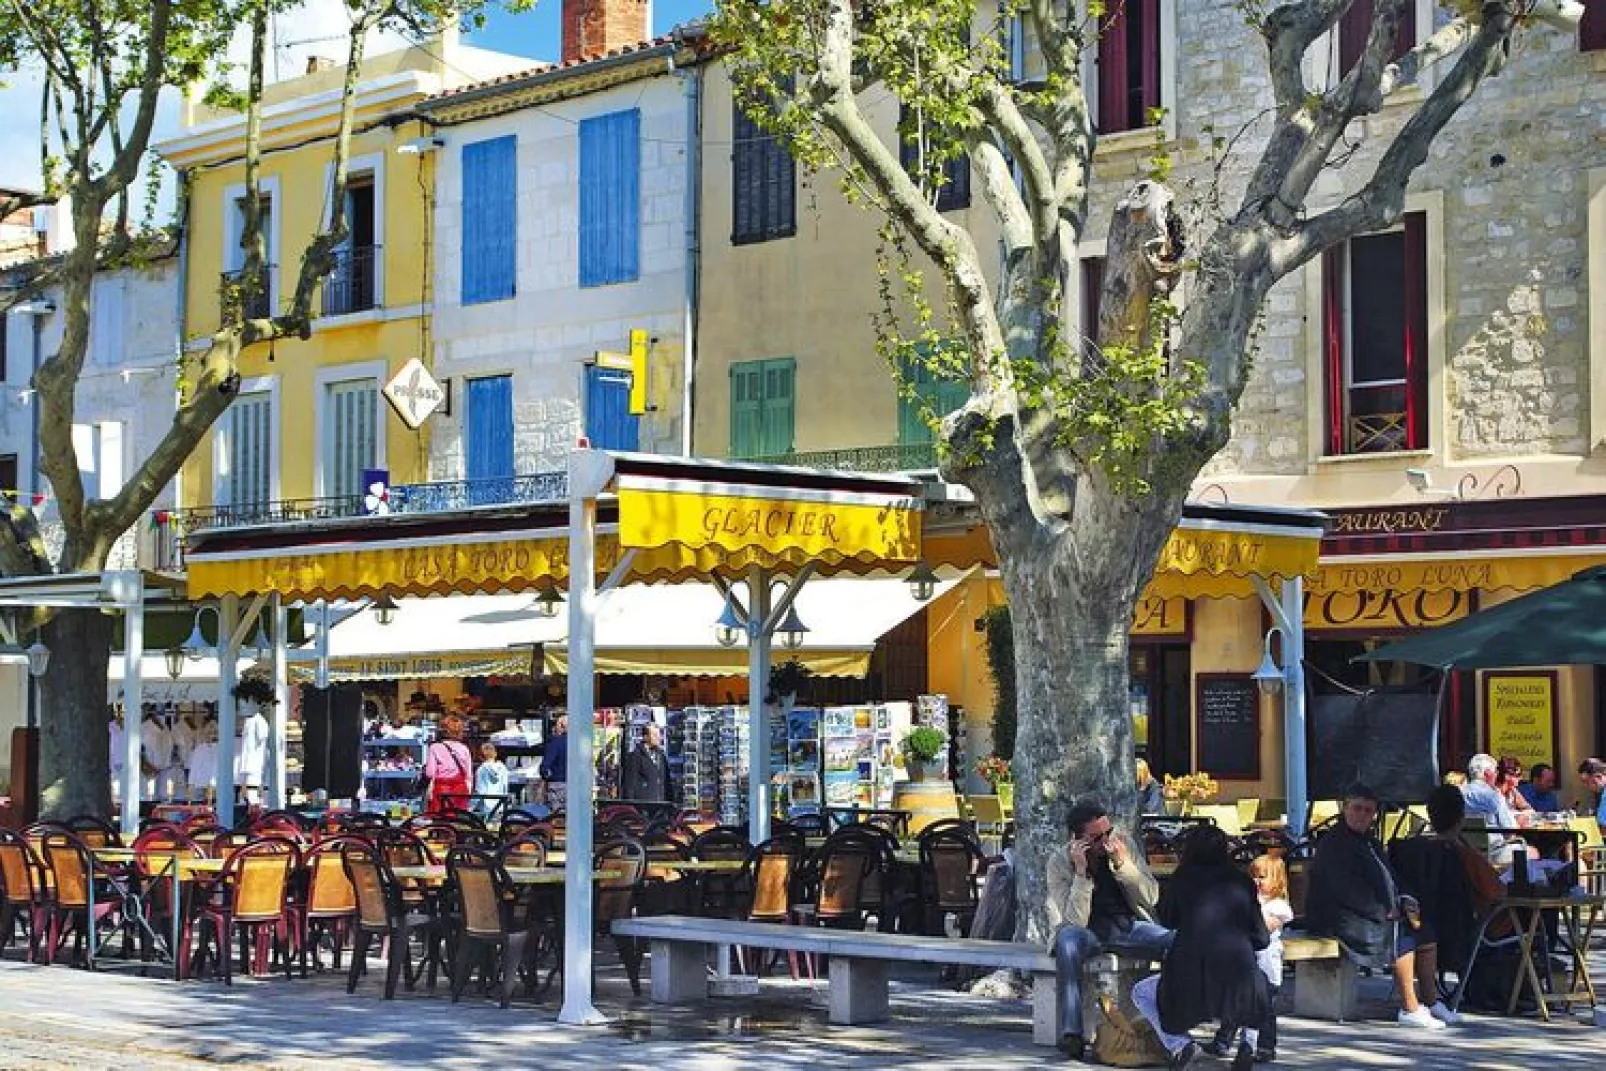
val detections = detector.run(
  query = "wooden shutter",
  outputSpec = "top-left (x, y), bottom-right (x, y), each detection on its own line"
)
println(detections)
top-left (585, 365), bottom-right (640, 451)
top-left (1583, 0), bottom-right (1606, 51)
top-left (1340, 1), bottom-right (1416, 71)
top-left (465, 375), bottom-right (515, 498)
top-left (1138, 0), bottom-right (1162, 120)
top-left (733, 105), bottom-right (797, 244)
top-left (461, 136), bottom-right (517, 304)
top-left (227, 392), bottom-right (273, 507)
top-left (898, 349), bottom-right (968, 445)
top-left (1097, 2), bottom-right (1131, 133)
top-left (729, 362), bottom-right (764, 457)
top-left (326, 378), bottom-right (378, 500)
top-left (1322, 247), bottom-right (1346, 456)
top-left (579, 110), bottom-right (642, 287)
top-left (1081, 256), bottom-right (1106, 343)
top-left (760, 359), bottom-right (796, 457)
top-left (1402, 212), bottom-right (1429, 450)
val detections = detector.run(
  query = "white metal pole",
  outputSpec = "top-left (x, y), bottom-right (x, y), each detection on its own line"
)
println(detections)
top-left (270, 594), bottom-right (288, 810)
top-left (1282, 576), bottom-right (1308, 839)
top-left (215, 596), bottom-right (240, 828)
top-left (747, 565), bottom-right (771, 843)
top-left (559, 490), bottom-right (605, 1025)
top-left (120, 586), bottom-right (144, 839)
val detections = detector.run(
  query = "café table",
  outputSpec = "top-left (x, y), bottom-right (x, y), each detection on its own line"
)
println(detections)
top-left (389, 864), bottom-right (620, 885)
top-left (1494, 891), bottom-right (1605, 1021)
top-left (90, 848), bottom-right (226, 980)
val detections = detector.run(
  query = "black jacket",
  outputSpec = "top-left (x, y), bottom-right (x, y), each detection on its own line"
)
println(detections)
top-left (1156, 861), bottom-right (1270, 1034)
top-left (620, 744), bottom-right (672, 804)
top-left (1306, 823), bottom-right (1399, 970)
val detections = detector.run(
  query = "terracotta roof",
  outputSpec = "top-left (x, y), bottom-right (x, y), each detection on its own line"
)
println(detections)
top-left (426, 31), bottom-right (696, 104)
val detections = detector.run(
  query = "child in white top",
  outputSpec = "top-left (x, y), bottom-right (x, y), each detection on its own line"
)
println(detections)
top-left (1208, 853), bottom-right (1294, 1062)
top-left (474, 742), bottom-right (510, 819)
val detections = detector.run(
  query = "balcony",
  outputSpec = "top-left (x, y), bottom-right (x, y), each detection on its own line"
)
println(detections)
top-left (1341, 382), bottom-right (1412, 455)
top-left (740, 442), bottom-right (940, 474)
top-left (219, 267), bottom-right (273, 323)
top-left (321, 244), bottom-right (379, 316)
top-left (154, 471), bottom-right (571, 570)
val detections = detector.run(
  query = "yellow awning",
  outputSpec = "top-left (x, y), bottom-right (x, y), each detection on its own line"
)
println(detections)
top-left (1146, 521), bottom-right (1321, 600)
top-left (1315, 552), bottom-right (1606, 597)
top-left (616, 474), bottom-right (923, 583)
top-left (542, 647), bottom-right (872, 678)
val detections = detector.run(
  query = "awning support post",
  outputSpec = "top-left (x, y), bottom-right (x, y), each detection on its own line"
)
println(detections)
top-left (215, 595), bottom-right (240, 828)
top-left (747, 564), bottom-right (771, 843)
top-left (270, 594), bottom-right (288, 810)
top-left (559, 459), bottom-right (606, 1026)
top-left (119, 580), bottom-right (144, 840)
top-left (1253, 575), bottom-right (1307, 839)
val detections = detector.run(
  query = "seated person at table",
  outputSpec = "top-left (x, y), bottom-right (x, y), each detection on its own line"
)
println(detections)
top-left (1307, 783), bottom-right (1455, 1030)
top-left (1462, 754), bottom-right (1525, 865)
top-left (1517, 763), bottom-right (1560, 813)
top-left (1136, 759), bottom-right (1167, 816)
top-left (1048, 801), bottom-right (1171, 1062)
top-left (1495, 756), bottom-right (1533, 814)
top-left (1130, 825), bottom-right (1270, 1070)
top-left (1578, 758), bottom-right (1606, 835)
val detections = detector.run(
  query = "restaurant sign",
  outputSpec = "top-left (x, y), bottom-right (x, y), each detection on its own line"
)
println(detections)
top-left (1483, 671), bottom-right (1557, 771)
top-left (1131, 596), bottom-right (1188, 637)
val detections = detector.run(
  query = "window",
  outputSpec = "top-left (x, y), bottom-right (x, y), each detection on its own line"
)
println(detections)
top-left (326, 171), bottom-right (378, 315)
top-left (220, 392), bottom-right (273, 507)
top-left (1337, 1), bottom-right (1416, 71)
top-left (464, 374), bottom-right (514, 506)
top-left (579, 110), bottom-right (641, 287)
top-left (72, 421), bottom-right (124, 499)
top-left (898, 105), bottom-right (971, 213)
top-left (0, 454), bottom-right (18, 502)
top-left (729, 358), bottom-right (795, 459)
top-left (732, 102), bottom-right (796, 244)
top-left (1584, 0), bottom-right (1606, 52)
top-left (89, 276), bottom-right (125, 366)
top-left (1322, 213), bottom-right (1428, 455)
top-left (461, 136), bottom-right (517, 304)
top-left (585, 365), bottom-right (640, 451)
top-left (1080, 255), bottom-right (1106, 347)
top-left (224, 186), bottom-right (276, 321)
top-left (1097, 0), bottom-right (1162, 134)
top-left (897, 350), bottom-right (969, 451)
top-left (323, 377), bottom-right (379, 500)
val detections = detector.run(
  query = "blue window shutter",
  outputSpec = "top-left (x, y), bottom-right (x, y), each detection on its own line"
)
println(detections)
top-left (461, 136), bottom-right (517, 304)
top-left (585, 365), bottom-right (640, 452)
top-left (579, 110), bottom-right (640, 287)
top-left (465, 375), bottom-right (514, 505)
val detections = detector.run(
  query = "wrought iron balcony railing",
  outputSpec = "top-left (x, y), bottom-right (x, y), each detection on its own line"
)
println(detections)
top-left (154, 471), bottom-right (572, 570)
top-left (321, 244), bottom-right (379, 316)
top-left (1342, 382), bottom-right (1412, 455)
top-left (220, 266), bottom-right (273, 323)
top-left (740, 441), bottom-right (940, 474)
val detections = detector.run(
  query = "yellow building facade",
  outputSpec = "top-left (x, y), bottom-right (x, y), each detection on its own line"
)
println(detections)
top-left (159, 38), bottom-right (527, 514)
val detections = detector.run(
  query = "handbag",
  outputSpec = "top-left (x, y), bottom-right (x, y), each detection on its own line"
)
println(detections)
top-left (1092, 994), bottom-right (1169, 1068)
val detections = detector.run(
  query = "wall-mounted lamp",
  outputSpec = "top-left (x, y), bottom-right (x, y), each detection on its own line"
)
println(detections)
top-left (906, 560), bottom-right (939, 603)
top-left (775, 604), bottom-right (809, 650)
top-left (531, 584), bottom-right (564, 620)
top-left (1404, 468), bottom-right (1458, 500)
top-left (713, 595), bottom-right (744, 648)
top-left (182, 605), bottom-right (222, 661)
top-left (1252, 627), bottom-right (1286, 697)
top-left (372, 594), bottom-right (398, 627)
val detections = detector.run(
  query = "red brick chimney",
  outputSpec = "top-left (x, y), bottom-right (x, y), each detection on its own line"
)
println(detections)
top-left (561, 0), bottom-right (651, 63)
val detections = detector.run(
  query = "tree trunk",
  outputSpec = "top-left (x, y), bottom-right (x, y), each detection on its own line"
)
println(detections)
top-left (1001, 531), bottom-right (1141, 945)
top-left (38, 608), bottom-right (116, 820)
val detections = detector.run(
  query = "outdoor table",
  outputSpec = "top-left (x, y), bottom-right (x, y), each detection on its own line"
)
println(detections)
top-left (89, 849), bottom-right (226, 980)
top-left (659, 859), bottom-right (746, 873)
top-left (1494, 892), bottom-right (1604, 1020)
top-left (389, 864), bottom-right (621, 885)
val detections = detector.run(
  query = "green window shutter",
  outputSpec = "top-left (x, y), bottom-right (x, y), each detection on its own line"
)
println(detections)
top-left (730, 362), bottom-right (763, 458)
top-left (761, 358), bottom-right (795, 457)
top-left (898, 345), bottom-right (966, 446)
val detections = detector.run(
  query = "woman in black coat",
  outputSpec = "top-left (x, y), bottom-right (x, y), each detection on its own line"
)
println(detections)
top-left (1133, 825), bottom-right (1269, 1070)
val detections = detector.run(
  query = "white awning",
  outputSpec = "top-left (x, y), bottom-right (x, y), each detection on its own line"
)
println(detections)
top-left (300, 593), bottom-right (565, 682)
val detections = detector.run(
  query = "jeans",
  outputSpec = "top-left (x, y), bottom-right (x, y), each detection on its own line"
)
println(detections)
top-left (1053, 920), bottom-right (1174, 1040)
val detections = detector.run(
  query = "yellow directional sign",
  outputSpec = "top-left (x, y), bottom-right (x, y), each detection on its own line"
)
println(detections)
top-left (595, 329), bottom-right (652, 416)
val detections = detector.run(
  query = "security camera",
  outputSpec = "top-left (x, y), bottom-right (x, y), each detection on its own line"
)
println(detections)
top-left (396, 136), bottom-right (445, 156)
top-left (1404, 468), bottom-right (1430, 492)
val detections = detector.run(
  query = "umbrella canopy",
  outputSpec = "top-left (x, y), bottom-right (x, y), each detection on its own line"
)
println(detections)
top-left (1356, 565), bottom-right (1606, 669)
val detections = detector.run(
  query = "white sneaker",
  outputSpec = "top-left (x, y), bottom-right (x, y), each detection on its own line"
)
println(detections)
top-left (1429, 1001), bottom-right (1462, 1025)
top-left (1398, 1006), bottom-right (1447, 1030)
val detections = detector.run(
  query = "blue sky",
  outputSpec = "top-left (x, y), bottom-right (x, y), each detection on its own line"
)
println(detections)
top-left (470, 1), bottom-right (715, 60)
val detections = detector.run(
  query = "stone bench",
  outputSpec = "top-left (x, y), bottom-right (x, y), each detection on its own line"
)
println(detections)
top-left (1284, 934), bottom-right (1356, 1021)
top-left (613, 915), bottom-right (1063, 1045)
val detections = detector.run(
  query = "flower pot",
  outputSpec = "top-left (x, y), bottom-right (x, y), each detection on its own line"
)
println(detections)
top-left (908, 758), bottom-right (943, 783)
top-left (1164, 798), bottom-right (1188, 817)
top-left (997, 782), bottom-right (1015, 812)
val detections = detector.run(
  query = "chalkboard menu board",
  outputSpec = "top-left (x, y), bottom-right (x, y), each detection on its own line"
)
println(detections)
top-left (1195, 673), bottom-right (1260, 780)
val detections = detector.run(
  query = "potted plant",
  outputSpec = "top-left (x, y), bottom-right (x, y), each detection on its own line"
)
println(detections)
top-left (1162, 771), bottom-right (1219, 815)
top-left (766, 659), bottom-right (813, 706)
top-left (900, 726), bottom-right (948, 782)
top-left (232, 674), bottom-right (276, 711)
top-left (975, 754), bottom-right (1014, 809)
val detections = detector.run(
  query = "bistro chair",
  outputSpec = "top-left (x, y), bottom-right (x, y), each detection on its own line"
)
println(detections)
top-left (446, 846), bottom-right (532, 1008)
top-left (68, 815), bottom-right (121, 850)
top-left (129, 826), bottom-right (206, 975)
top-left (734, 837), bottom-right (805, 978)
top-left (342, 842), bottom-right (442, 999)
top-left (825, 825), bottom-right (901, 931)
top-left (39, 830), bottom-right (127, 968)
top-left (594, 838), bottom-right (648, 995)
top-left (0, 828), bottom-right (49, 961)
top-left (192, 837), bottom-right (300, 984)
top-left (295, 835), bottom-right (364, 975)
top-left (689, 827), bottom-right (752, 918)
top-left (916, 827), bottom-right (986, 937)
top-left (497, 834), bottom-right (549, 869)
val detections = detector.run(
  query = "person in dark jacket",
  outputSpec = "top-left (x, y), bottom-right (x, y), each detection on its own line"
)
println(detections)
top-left (1306, 783), bottom-right (1452, 1030)
top-left (620, 723), bottom-right (673, 804)
top-left (539, 715), bottom-right (569, 811)
top-left (1131, 824), bottom-right (1269, 1070)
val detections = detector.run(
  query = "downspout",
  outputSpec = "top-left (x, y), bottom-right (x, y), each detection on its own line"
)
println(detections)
top-left (672, 47), bottom-right (702, 456)
top-left (170, 172), bottom-right (192, 564)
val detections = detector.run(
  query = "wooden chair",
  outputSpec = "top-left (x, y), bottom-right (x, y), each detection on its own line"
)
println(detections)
top-left (38, 830), bottom-right (126, 968)
top-left (193, 837), bottom-right (299, 984)
top-left (1307, 799), bottom-right (1342, 832)
top-left (496, 834), bottom-right (548, 869)
top-left (917, 827), bottom-right (985, 937)
top-left (968, 795), bottom-right (1007, 844)
top-left (296, 835), bottom-right (363, 975)
top-left (446, 846), bottom-right (532, 1008)
top-left (734, 837), bottom-right (804, 978)
top-left (689, 827), bottom-right (753, 919)
top-left (1569, 815), bottom-right (1605, 896)
top-left (0, 828), bottom-right (48, 961)
top-left (342, 842), bottom-right (442, 999)
top-left (67, 815), bottom-right (121, 850)
top-left (593, 838), bottom-right (647, 994)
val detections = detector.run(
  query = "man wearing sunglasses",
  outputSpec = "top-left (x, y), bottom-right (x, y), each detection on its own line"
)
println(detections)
top-left (1049, 801), bottom-right (1170, 1062)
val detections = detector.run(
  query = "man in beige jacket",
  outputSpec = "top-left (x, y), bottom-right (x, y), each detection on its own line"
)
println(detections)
top-left (1048, 801), bottom-right (1171, 1061)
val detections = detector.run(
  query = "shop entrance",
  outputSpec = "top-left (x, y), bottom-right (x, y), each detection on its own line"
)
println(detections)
top-left (1132, 643), bottom-right (1191, 777)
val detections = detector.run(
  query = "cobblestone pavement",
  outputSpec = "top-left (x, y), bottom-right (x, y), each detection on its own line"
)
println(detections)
top-left (1, 949), bottom-right (1604, 1068)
